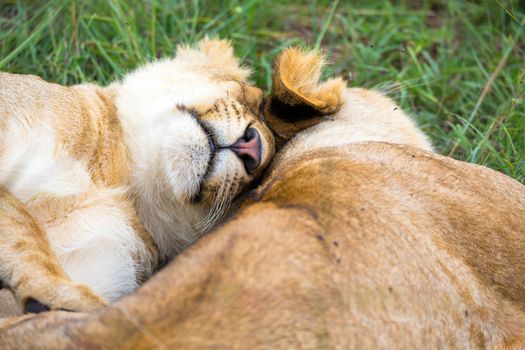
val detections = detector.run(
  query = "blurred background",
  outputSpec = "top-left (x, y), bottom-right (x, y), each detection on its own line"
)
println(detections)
top-left (1, 0), bottom-right (524, 182)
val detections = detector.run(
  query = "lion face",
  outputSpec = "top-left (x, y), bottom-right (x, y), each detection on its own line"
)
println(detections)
top-left (159, 96), bottom-right (274, 225)
top-left (115, 38), bottom-right (274, 257)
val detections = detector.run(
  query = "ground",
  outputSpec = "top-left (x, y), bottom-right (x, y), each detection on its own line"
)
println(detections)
top-left (1, 0), bottom-right (524, 182)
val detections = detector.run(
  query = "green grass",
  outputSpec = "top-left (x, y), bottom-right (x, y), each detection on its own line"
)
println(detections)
top-left (1, 0), bottom-right (524, 182)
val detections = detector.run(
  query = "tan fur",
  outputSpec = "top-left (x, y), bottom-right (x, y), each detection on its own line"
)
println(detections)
top-left (0, 38), bottom-right (274, 313)
top-left (0, 186), bottom-right (106, 311)
top-left (265, 48), bottom-right (346, 148)
top-left (1, 48), bottom-right (524, 349)
top-left (276, 49), bottom-right (344, 113)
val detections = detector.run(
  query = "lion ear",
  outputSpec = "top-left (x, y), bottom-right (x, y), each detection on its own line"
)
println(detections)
top-left (264, 47), bottom-right (346, 148)
top-left (176, 37), bottom-right (251, 82)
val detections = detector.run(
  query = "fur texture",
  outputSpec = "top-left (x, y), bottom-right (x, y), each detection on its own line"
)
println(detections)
top-left (0, 38), bottom-right (274, 312)
top-left (265, 47), bottom-right (431, 157)
top-left (1, 48), bottom-right (524, 349)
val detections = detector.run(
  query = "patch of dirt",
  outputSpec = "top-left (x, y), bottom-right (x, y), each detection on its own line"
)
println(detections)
top-left (0, 4), bottom-right (19, 32)
top-left (426, 3), bottom-right (446, 29)
top-left (0, 4), bottom-right (18, 19)
top-left (405, 0), bottom-right (447, 28)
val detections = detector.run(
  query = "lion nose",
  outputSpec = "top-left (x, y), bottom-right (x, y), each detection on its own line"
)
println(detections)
top-left (229, 127), bottom-right (262, 172)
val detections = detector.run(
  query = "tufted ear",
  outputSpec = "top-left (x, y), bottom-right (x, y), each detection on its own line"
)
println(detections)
top-left (264, 47), bottom-right (346, 149)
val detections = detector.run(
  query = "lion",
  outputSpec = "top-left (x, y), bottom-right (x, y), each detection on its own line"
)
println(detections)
top-left (1, 48), bottom-right (524, 349)
top-left (0, 38), bottom-right (274, 314)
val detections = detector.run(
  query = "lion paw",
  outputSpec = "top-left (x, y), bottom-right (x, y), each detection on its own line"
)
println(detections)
top-left (19, 279), bottom-right (107, 314)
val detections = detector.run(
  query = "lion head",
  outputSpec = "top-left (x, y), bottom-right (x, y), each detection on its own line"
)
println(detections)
top-left (114, 38), bottom-right (274, 259)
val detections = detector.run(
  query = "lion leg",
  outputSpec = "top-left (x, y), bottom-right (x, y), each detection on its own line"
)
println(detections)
top-left (40, 188), bottom-right (157, 303)
top-left (0, 186), bottom-right (106, 313)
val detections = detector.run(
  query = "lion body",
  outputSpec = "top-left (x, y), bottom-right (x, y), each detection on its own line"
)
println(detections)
top-left (0, 39), bottom-right (274, 312)
top-left (2, 142), bottom-right (524, 349)
top-left (0, 47), bottom-right (524, 349)
top-left (0, 73), bottom-right (147, 309)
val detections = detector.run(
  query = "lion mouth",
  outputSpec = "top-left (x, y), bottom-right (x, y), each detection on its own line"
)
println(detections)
top-left (206, 133), bottom-right (216, 154)
top-left (190, 121), bottom-right (218, 204)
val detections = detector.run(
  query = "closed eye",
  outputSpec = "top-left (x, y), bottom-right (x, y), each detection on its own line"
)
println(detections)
top-left (236, 98), bottom-right (264, 121)
top-left (258, 98), bottom-right (266, 120)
